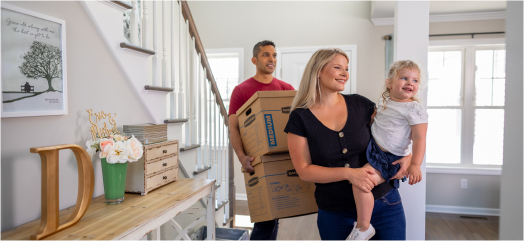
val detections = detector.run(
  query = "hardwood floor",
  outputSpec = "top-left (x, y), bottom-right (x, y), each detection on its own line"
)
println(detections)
top-left (233, 200), bottom-right (499, 240)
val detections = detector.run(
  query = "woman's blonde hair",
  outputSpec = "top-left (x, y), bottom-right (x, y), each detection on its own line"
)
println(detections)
top-left (291, 48), bottom-right (349, 111)
top-left (380, 60), bottom-right (422, 108)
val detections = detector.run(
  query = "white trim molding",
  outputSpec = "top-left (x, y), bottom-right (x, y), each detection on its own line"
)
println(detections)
top-left (427, 166), bottom-right (502, 175)
top-left (426, 204), bottom-right (500, 216)
top-left (235, 193), bottom-right (247, 201)
top-left (372, 11), bottom-right (506, 26)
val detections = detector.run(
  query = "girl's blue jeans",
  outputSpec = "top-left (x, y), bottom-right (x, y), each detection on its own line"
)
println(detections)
top-left (317, 188), bottom-right (406, 240)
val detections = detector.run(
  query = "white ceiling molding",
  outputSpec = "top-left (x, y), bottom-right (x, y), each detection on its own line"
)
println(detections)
top-left (371, 11), bottom-right (506, 26)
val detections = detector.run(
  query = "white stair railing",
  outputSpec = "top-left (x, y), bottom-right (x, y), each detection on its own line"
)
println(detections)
top-left (125, 0), bottom-right (234, 227)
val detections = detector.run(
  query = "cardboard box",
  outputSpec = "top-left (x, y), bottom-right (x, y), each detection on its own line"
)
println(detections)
top-left (236, 91), bottom-right (296, 158)
top-left (244, 153), bottom-right (317, 223)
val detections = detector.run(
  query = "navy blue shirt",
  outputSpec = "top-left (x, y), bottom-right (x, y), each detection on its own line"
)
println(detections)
top-left (284, 94), bottom-right (393, 212)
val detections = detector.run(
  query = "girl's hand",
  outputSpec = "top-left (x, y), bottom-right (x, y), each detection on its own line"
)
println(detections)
top-left (347, 168), bottom-right (377, 193)
top-left (407, 165), bottom-right (422, 185)
top-left (391, 153), bottom-right (411, 180)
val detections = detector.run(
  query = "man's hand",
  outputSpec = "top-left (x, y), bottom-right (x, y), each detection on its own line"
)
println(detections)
top-left (407, 165), bottom-right (422, 185)
top-left (240, 155), bottom-right (255, 173)
top-left (391, 153), bottom-right (411, 180)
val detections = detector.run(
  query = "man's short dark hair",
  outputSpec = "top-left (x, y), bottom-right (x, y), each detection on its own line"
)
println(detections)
top-left (253, 40), bottom-right (276, 58)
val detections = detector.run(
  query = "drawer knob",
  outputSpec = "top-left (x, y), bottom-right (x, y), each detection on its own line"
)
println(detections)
top-left (163, 163), bottom-right (167, 166)
top-left (163, 176), bottom-right (167, 180)
top-left (163, 150), bottom-right (167, 154)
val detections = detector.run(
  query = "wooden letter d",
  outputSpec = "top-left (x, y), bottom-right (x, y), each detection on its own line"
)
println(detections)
top-left (30, 144), bottom-right (95, 240)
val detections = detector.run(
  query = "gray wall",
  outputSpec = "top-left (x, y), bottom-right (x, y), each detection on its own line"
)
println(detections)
top-left (499, 1), bottom-right (523, 239)
top-left (1, 1), bottom-right (152, 232)
top-left (188, 1), bottom-right (505, 211)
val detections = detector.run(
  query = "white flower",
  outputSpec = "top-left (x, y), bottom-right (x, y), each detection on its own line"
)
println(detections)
top-left (107, 141), bottom-right (129, 164)
top-left (85, 140), bottom-right (96, 158)
top-left (126, 135), bottom-right (143, 162)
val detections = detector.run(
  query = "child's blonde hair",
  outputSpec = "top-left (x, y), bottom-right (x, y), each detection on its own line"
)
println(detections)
top-left (380, 60), bottom-right (422, 108)
top-left (291, 48), bottom-right (349, 111)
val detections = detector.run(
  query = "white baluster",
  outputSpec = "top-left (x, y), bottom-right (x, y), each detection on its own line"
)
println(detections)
top-left (170, 1), bottom-right (178, 119)
top-left (204, 79), bottom-right (210, 170)
top-left (141, 1), bottom-right (149, 49)
top-left (184, 23), bottom-right (191, 147)
top-left (195, 53), bottom-right (201, 170)
top-left (192, 44), bottom-right (199, 144)
top-left (152, 1), bottom-right (160, 86)
top-left (178, 9), bottom-right (185, 121)
top-left (130, 0), bottom-right (139, 45)
top-left (161, 1), bottom-right (168, 87)
top-left (218, 112), bottom-right (222, 204)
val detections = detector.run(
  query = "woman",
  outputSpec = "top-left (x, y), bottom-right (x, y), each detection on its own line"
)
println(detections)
top-left (284, 48), bottom-right (411, 240)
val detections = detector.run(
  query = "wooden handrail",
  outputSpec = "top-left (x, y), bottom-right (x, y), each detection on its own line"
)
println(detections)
top-left (179, 1), bottom-right (229, 127)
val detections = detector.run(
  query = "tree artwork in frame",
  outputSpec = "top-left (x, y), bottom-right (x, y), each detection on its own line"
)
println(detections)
top-left (1, 3), bottom-right (67, 118)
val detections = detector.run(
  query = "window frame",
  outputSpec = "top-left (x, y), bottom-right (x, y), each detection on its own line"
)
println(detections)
top-left (427, 38), bottom-right (505, 175)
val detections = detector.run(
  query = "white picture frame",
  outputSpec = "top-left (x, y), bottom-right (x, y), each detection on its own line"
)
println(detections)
top-left (1, 3), bottom-right (67, 118)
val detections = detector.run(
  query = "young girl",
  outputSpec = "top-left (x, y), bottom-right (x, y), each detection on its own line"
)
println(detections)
top-left (348, 60), bottom-right (428, 240)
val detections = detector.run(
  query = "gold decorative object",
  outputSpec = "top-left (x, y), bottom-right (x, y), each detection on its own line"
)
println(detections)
top-left (30, 144), bottom-right (95, 240)
top-left (86, 109), bottom-right (119, 140)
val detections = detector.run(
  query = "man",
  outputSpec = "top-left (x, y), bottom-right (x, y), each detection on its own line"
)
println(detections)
top-left (228, 40), bottom-right (294, 240)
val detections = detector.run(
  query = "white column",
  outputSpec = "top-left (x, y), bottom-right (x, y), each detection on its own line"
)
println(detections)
top-left (499, 1), bottom-right (523, 240)
top-left (152, 1), bottom-right (160, 86)
top-left (141, 1), bottom-right (149, 49)
top-left (394, 2), bottom-right (428, 240)
top-left (130, 0), bottom-right (139, 45)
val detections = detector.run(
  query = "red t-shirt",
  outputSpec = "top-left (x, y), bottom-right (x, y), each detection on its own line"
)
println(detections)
top-left (228, 77), bottom-right (295, 116)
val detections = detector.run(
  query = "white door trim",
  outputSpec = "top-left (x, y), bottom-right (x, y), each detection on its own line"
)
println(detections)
top-left (276, 45), bottom-right (357, 94)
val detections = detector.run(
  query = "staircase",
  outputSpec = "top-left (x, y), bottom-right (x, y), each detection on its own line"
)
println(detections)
top-left (81, 0), bottom-right (235, 238)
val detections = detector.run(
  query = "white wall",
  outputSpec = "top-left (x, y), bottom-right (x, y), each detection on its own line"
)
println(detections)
top-left (499, 1), bottom-right (523, 239)
top-left (1, 1), bottom-right (152, 232)
top-left (188, 2), bottom-right (507, 212)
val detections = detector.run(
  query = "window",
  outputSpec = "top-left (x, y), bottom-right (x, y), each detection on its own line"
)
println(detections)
top-left (427, 40), bottom-right (505, 170)
top-left (206, 49), bottom-right (244, 112)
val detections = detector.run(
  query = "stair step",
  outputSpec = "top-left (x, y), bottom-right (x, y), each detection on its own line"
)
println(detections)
top-left (216, 200), bottom-right (229, 211)
top-left (144, 85), bottom-right (174, 92)
top-left (180, 144), bottom-right (201, 152)
top-left (164, 118), bottom-right (189, 123)
top-left (223, 216), bottom-right (234, 227)
top-left (110, 0), bottom-right (132, 9)
top-left (193, 166), bottom-right (212, 176)
top-left (120, 42), bottom-right (155, 55)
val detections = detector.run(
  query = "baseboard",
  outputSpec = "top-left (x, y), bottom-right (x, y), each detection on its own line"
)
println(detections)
top-left (236, 193), bottom-right (247, 201)
top-left (426, 204), bottom-right (500, 216)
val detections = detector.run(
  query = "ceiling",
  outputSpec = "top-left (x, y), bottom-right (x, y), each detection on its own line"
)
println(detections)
top-left (371, 1), bottom-right (507, 19)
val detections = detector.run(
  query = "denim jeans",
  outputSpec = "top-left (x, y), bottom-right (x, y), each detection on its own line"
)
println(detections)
top-left (250, 219), bottom-right (279, 240)
top-left (317, 189), bottom-right (406, 240)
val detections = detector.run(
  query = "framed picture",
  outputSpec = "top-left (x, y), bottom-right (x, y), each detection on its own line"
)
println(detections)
top-left (1, 3), bottom-right (67, 118)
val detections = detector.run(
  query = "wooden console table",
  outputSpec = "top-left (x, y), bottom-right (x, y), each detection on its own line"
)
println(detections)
top-left (2, 178), bottom-right (216, 240)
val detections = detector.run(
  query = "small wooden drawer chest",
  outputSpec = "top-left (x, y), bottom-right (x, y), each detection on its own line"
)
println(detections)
top-left (125, 140), bottom-right (179, 195)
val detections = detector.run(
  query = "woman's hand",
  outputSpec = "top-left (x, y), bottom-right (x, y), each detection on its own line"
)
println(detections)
top-left (347, 168), bottom-right (377, 193)
top-left (391, 153), bottom-right (412, 180)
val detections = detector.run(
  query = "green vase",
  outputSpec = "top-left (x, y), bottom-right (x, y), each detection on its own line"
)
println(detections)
top-left (101, 158), bottom-right (128, 204)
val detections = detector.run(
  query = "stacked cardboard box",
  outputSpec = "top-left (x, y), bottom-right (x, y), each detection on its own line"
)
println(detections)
top-left (236, 91), bottom-right (318, 223)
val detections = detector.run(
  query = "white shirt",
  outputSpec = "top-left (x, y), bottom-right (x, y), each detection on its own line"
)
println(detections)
top-left (371, 98), bottom-right (428, 156)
